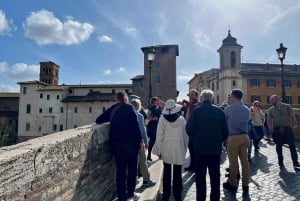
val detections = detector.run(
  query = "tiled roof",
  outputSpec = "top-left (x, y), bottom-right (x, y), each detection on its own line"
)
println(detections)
top-left (0, 93), bottom-right (20, 98)
top-left (62, 92), bottom-right (115, 102)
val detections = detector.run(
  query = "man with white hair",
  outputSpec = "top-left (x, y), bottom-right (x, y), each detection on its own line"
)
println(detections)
top-left (186, 89), bottom-right (228, 201)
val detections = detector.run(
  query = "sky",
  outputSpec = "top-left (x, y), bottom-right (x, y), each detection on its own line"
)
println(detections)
top-left (1, 0), bottom-right (300, 101)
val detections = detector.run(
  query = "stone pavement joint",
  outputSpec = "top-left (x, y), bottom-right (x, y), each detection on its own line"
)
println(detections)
top-left (145, 140), bottom-right (300, 201)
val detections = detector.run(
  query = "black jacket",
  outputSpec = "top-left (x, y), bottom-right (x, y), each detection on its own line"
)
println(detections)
top-left (186, 100), bottom-right (228, 155)
top-left (96, 103), bottom-right (142, 149)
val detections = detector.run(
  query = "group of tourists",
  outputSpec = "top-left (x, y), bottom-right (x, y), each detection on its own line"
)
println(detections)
top-left (95, 88), bottom-right (299, 201)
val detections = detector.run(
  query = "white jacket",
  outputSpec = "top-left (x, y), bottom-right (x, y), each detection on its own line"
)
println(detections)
top-left (153, 115), bottom-right (189, 165)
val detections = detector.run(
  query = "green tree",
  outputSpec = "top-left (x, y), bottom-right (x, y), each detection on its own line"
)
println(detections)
top-left (0, 119), bottom-right (17, 147)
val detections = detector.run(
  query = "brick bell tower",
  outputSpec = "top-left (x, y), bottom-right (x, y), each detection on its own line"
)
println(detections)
top-left (39, 61), bottom-right (59, 85)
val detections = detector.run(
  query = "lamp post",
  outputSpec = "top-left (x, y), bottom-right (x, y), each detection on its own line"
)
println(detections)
top-left (147, 48), bottom-right (156, 105)
top-left (276, 43), bottom-right (287, 103)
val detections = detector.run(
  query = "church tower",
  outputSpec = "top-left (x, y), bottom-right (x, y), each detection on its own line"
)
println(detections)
top-left (39, 61), bottom-right (59, 85)
top-left (217, 30), bottom-right (243, 102)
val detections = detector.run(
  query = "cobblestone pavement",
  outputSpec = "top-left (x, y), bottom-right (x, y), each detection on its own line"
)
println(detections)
top-left (162, 139), bottom-right (300, 201)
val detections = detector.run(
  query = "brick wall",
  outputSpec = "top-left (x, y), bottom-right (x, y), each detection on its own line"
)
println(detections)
top-left (0, 124), bottom-right (116, 201)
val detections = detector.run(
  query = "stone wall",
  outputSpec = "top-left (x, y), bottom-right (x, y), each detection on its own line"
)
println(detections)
top-left (0, 123), bottom-right (116, 201)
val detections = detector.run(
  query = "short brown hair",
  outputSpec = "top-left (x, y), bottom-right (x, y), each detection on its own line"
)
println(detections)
top-left (116, 91), bottom-right (129, 103)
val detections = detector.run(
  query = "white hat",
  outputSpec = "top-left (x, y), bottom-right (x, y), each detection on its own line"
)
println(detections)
top-left (162, 99), bottom-right (182, 115)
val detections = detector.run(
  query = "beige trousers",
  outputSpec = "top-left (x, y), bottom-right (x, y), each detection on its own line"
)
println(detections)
top-left (227, 134), bottom-right (250, 187)
top-left (138, 150), bottom-right (150, 181)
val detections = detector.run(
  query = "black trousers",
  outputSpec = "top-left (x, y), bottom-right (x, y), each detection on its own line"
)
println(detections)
top-left (111, 143), bottom-right (139, 201)
top-left (253, 125), bottom-right (264, 149)
top-left (194, 154), bottom-right (221, 201)
top-left (147, 122), bottom-right (157, 159)
top-left (273, 127), bottom-right (298, 166)
top-left (162, 162), bottom-right (182, 201)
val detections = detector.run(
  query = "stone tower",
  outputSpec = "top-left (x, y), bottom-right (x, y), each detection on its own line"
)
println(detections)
top-left (39, 61), bottom-right (59, 85)
top-left (217, 30), bottom-right (243, 102)
top-left (141, 45), bottom-right (179, 106)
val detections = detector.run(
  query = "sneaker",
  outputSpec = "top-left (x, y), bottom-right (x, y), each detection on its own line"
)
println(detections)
top-left (294, 162), bottom-right (300, 171)
top-left (143, 180), bottom-right (156, 187)
top-left (133, 192), bottom-right (141, 200)
top-left (223, 182), bottom-right (237, 193)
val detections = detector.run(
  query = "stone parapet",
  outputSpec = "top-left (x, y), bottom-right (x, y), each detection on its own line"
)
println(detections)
top-left (0, 123), bottom-right (116, 201)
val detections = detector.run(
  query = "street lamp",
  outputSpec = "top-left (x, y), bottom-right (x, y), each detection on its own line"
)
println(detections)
top-left (147, 47), bottom-right (156, 105)
top-left (276, 43), bottom-right (287, 103)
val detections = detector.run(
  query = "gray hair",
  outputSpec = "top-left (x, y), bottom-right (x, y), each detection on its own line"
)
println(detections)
top-left (200, 89), bottom-right (214, 101)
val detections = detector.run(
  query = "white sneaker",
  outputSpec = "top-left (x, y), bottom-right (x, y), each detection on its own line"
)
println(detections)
top-left (128, 192), bottom-right (141, 201)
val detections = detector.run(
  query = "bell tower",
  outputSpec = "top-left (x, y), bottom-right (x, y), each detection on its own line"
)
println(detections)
top-left (39, 61), bottom-right (59, 85)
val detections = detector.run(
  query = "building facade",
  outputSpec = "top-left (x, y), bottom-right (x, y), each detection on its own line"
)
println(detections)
top-left (132, 44), bottom-right (179, 106)
top-left (189, 30), bottom-right (300, 107)
top-left (18, 62), bottom-right (132, 141)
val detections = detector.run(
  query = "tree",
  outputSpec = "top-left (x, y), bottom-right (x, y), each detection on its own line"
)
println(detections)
top-left (0, 119), bottom-right (17, 147)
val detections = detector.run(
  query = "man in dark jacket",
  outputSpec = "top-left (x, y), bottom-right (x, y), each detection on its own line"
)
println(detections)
top-left (96, 91), bottom-right (143, 201)
top-left (186, 89), bottom-right (228, 201)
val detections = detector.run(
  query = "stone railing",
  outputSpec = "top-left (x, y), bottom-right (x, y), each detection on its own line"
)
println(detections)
top-left (0, 123), bottom-right (116, 201)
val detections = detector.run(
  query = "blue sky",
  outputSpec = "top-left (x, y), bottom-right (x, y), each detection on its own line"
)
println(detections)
top-left (1, 0), bottom-right (300, 101)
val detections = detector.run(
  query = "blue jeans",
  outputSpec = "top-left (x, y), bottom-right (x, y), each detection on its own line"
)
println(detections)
top-left (111, 143), bottom-right (139, 201)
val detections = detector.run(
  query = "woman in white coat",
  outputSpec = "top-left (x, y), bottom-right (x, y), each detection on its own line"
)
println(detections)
top-left (153, 99), bottom-right (189, 201)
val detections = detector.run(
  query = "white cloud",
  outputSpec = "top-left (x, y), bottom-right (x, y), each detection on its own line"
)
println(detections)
top-left (103, 69), bottom-right (111, 75)
top-left (23, 9), bottom-right (94, 45)
top-left (0, 62), bottom-right (8, 72)
top-left (116, 67), bottom-right (125, 73)
top-left (0, 62), bottom-right (39, 92)
top-left (0, 10), bottom-right (14, 35)
top-left (9, 63), bottom-right (39, 80)
top-left (0, 84), bottom-right (19, 92)
top-left (97, 35), bottom-right (112, 43)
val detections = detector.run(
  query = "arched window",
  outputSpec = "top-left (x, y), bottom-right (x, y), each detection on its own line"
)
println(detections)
top-left (232, 80), bottom-right (236, 86)
top-left (230, 51), bottom-right (236, 68)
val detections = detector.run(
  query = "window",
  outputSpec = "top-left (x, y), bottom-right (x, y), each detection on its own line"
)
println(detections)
top-left (297, 80), bottom-right (300, 88)
top-left (266, 79), bottom-right (276, 88)
top-left (57, 95), bottom-right (60, 100)
top-left (89, 107), bottom-right (92, 113)
top-left (26, 123), bottom-right (30, 131)
top-left (74, 107), bottom-right (78, 113)
top-left (39, 108), bottom-right (42, 113)
top-left (217, 82), bottom-right (219, 90)
top-left (156, 62), bottom-right (160, 69)
top-left (23, 87), bottom-right (27, 94)
top-left (26, 104), bottom-right (31, 113)
top-left (284, 80), bottom-right (291, 88)
top-left (155, 76), bottom-right (160, 84)
top-left (40, 93), bottom-right (43, 99)
top-left (74, 125), bottom-right (78, 128)
top-left (60, 125), bottom-right (63, 131)
top-left (250, 95), bottom-right (261, 103)
top-left (286, 96), bottom-right (292, 104)
top-left (69, 89), bottom-right (73, 94)
top-left (38, 126), bottom-right (41, 132)
top-left (267, 96), bottom-right (271, 104)
top-left (102, 107), bottom-right (106, 112)
top-left (232, 80), bottom-right (236, 86)
top-left (298, 96), bottom-right (300, 104)
top-left (53, 124), bottom-right (57, 131)
top-left (47, 95), bottom-right (50, 100)
top-left (217, 95), bottom-right (219, 104)
top-left (212, 82), bottom-right (215, 90)
top-left (250, 79), bottom-right (260, 87)
top-left (49, 107), bottom-right (53, 113)
top-left (230, 51), bottom-right (236, 68)
top-left (125, 89), bottom-right (129, 94)
top-left (60, 107), bottom-right (64, 113)
top-left (112, 89), bottom-right (115, 94)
